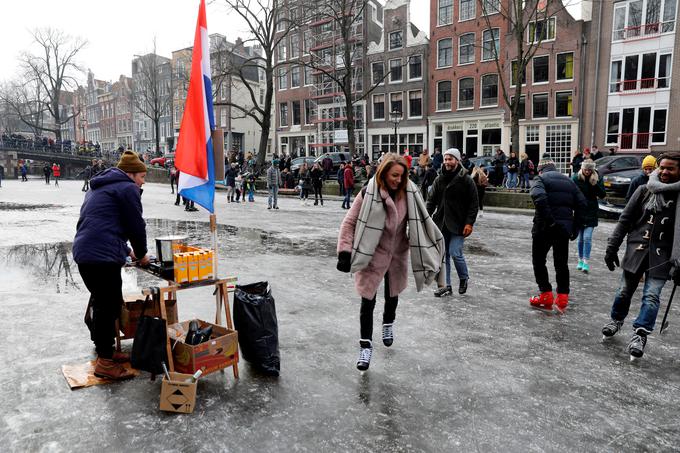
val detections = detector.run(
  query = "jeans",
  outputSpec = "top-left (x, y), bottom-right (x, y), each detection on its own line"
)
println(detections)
top-left (313, 186), bottom-right (323, 203)
top-left (577, 227), bottom-right (594, 260)
top-left (78, 263), bottom-right (123, 359)
top-left (532, 226), bottom-right (570, 294)
top-left (507, 172), bottom-right (518, 189)
top-left (226, 186), bottom-right (235, 201)
top-left (268, 186), bottom-right (279, 208)
top-left (521, 173), bottom-right (531, 189)
top-left (300, 188), bottom-right (309, 200)
top-left (343, 187), bottom-right (352, 208)
top-left (611, 270), bottom-right (667, 332)
top-left (248, 187), bottom-right (255, 202)
top-left (360, 273), bottom-right (399, 340)
top-left (443, 230), bottom-right (469, 285)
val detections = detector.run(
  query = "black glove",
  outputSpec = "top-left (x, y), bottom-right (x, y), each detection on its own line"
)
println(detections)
top-left (604, 250), bottom-right (620, 272)
top-left (337, 251), bottom-right (351, 273)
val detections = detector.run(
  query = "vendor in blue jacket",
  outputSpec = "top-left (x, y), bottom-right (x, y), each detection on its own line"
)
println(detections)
top-left (73, 150), bottom-right (149, 380)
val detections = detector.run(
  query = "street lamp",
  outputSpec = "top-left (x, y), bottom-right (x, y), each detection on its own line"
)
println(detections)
top-left (390, 109), bottom-right (402, 154)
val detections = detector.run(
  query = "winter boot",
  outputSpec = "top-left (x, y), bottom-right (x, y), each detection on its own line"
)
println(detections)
top-left (602, 319), bottom-right (624, 339)
top-left (582, 261), bottom-right (590, 274)
top-left (356, 340), bottom-right (373, 371)
top-left (627, 328), bottom-right (650, 359)
top-left (434, 285), bottom-right (453, 297)
top-left (529, 291), bottom-right (554, 310)
top-left (382, 323), bottom-right (394, 347)
top-left (576, 260), bottom-right (584, 271)
top-left (555, 293), bottom-right (569, 313)
top-left (94, 358), bottom-right (135, 380)
top-left (459, 279), bottom-right (468, 294)
top-left (112, 351), bottom-right (130, 363)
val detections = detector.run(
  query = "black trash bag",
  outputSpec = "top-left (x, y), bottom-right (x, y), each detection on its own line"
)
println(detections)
top-left (233, 281), bottom-right (280, 376)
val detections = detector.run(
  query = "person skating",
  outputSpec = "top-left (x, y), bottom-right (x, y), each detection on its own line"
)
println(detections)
top-left (82, 165), bottom-right (92, 192)
top-left (572, 159), bottom-right (606, 273)
top-left (43, 164), bottom-right (51, 184)
top-left (267, 159), bottom-right (282, 210)
top-left (52, 163), bottom-right (60, 187)
top-left (225, 163), bottom-right (237, 202)
top-left (602, 153), bottom-right (680, 360)
top-left (310, 162), bottom-right (324, 206)
top-left (342, 161), bottom-right (355, 209)
top-left (529, 154), bottom-right (586, 313)
top-left (337, 154), bottom-right (444, 371)
top-left (298, 163), bottom-right (311, 205)
top-left (427, 148), bottom-right (479, 297)
top-left (73, 150), bottom-right (149, 380)
top-left (625, 155), bottom-right (657, 202)
top-left (337, 162), bottom-right (345, 196)
top-left (20, 164), bottom-right (28, 182)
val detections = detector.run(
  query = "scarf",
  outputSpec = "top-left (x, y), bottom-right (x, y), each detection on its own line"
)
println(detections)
top-left (645, 170), bottom-right (680, 262)
top-left (578, 169), bottom-right (599, 185)
top-left (350, 178), bottom-right (445, 291)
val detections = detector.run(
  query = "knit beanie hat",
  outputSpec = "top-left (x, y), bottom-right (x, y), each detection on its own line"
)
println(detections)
top-left (537, 153), bottom-right (555, 172)
top-left (642, 155), bottom-right (657, 169)
top-left (443, 148), bottom-right (461, 161)
top-left (117, 151), bottom-right (146, 173)
top-left (581, 159), bottom-right (596, 171)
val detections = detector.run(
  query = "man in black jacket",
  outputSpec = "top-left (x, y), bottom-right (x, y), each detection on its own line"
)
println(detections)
top-left (603, 152), bottom-right (680, 360)
top-left (529, 154), bottom-right (586, 312)
top-left (427, 148), bottom-right (479, 296)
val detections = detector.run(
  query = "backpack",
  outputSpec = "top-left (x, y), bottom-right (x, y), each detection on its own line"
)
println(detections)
top-left (527, 160), bottom-right (535, 175)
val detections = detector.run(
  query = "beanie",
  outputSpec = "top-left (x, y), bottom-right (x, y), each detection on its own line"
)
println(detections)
top-left (581, 159), bottom-right (596, 171)
top-left (117, 151), bottom-right (146, 173)
top-left (443, 148), bottom-right (461, 161)
top-left (642, 155), bottom-right (657, 169)
top-left (537, 153), bottom-right (555, 172)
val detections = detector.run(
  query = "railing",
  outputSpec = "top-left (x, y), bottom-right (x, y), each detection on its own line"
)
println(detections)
top-left (611, 76), bottom-right (670, 94)
top-left (612, 20), bottom-right (675, 41)
top-left (619, 132), bottom-right (650, 150)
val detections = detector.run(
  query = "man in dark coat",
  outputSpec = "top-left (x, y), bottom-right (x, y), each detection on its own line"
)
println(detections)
top-left (625, 155), bottom-right (657, 202)
top-left (73, 150), bottom-right (149, 380)
top-left (225, 164), bottom-right (237, 202)
top-left (603, 152), bottom-right (680, 359)
top-left (43, 164), bottom-right (51, 184)
top-left (529, 153), bottom-right (586, 312)
top-left (427, 148), bottom-right (479, 296)
top-left (431, 148), bottom-right (443, 171)
top-left (322, 153), bottom-right (334, 180)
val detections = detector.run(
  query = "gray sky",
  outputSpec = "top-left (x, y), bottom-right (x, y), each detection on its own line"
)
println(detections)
top-left (0, 0), bottom-right (429, 84)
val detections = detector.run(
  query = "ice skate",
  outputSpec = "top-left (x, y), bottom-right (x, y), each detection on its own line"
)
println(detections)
top-left (356, 340), bottom-right (373, 371)
top-left (627, 328), bottom-right (649, 360)
top-left (602, 319), bottom-right (623, 340)
top-left (529, 291), bottom-right (554, 310)
top-left (434, 285), bottom-right (452, 297)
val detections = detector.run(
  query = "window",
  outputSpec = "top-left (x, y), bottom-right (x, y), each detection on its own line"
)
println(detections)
top-left (290, 34), bottom-right (300, 59)
top-left (389, 59), bottom-right (402, 82)
top-left (276, 11), bottom-right (284, 31)
top-left (556, 53), bottom-right (574, 81)
top-left (292, 101), bottom-right (301, 125)
top-left (482, 29), bottom-right (499, 61)
top-left (372, 62), bottom-right (385, 84)
top-left (526, 125), bottom-right (539, 143)
top-left (409, 90), bottom-right (423, 118)
top-left (390, 92), bottom-right (403, 115)
top-left (653, 109), bottom-right (667, 143)
top-left (389, 31), bottom-right (403, 50)
top-left (613, 0), bottom-right (676, 40)
top-left (659, 53), bottom-right (672, 88)
top-left (533, 56), bottom-right (549, 84)
top-left (278, 42), bottom-right (287, 62)
top-left (458, 78), bottom-right (474, 109)
top-left (511, 60), bottom-right (526, 86)
top-left (409, 55), bottom-right (422, 80)
top-left (512, 96), bottom-right (526, 119)
top-left (460, 0), bottom-right (476, 21)
top-left (291, 66), bottom-right (300, 88)
top-left (279, 102), bottom-right (288, 127)
top-left (545, 125), bottom-right (572, 173)
top-left (610, 60), bottom-right (622, 92)
top-left (606, 112), bottom-right (620, 144)
top-left (481, 74), bottom-right (498, 106)
top-left (438, 39), bottom-right (453, 67)
top-left (304, 65), bottom-right (313, 86)
top-left (555, 91), bottom-right (573, 117)
top-left (459, 33), bottom-right (475, 64)
top-left (482, 0), bottom-right (501, 14)
top-left (532, 93), bottom-right (548, 118)
top-left (439, 0), bottom-right (453, 25)
top-left (437, 81), bottom-right (452, 110)
top-left (303, 30), bottom-right (312, 55)
top-left (304, 99), bottom-right (313, 124)
top-left (277, 68), bottom-right (287, 90)
top-left (373, 94), bottom-right (386, 120)
top-left (528, 17), bottom-right (556, 43)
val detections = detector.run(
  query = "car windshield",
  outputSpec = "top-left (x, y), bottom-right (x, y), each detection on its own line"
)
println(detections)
top-left (596, 156), bottom-right (617, 167)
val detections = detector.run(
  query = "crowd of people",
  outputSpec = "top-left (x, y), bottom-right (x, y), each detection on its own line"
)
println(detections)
top-left (0, 133), bottom-right (103, 156)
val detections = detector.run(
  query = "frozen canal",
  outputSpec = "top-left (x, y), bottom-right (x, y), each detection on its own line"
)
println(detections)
top-left (2, 179), bottom-right (680, 452)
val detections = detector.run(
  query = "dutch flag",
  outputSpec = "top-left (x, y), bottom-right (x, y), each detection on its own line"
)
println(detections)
top-left (175, 0), bottom-right (216, 213)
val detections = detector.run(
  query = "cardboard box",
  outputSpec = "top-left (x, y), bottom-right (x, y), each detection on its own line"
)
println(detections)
top-left (167, 320), bottom-right (239, 375)
top-left (120, 295), bottom-right (178, 338)
top-left (159, 372), bottom-right (197, 414)
top-left (198, 251), bottom-right (214, 280)
top-left (173, 253), bottom-right (188, 283)
top-left (188, 253), bottom-right (200, 282)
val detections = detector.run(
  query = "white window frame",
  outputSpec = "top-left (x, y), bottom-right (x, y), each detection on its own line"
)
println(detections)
top-left (532, 92), bottom-right (549, 119)
top-left (372, 93), bottom-right (386, 121)
top-left (532, 55), bottom-right (550, 85)
top-left (458, 33), bottom-right (475, 65)
top-left (436, 80), bottom-right (452, 112)
top-left (482, 28), bottom-right (500, 61)
top-left (556, 52), bottom-right (574, 82)
top-left (390, 92), bottom-right (404, 117)
top-left (290, 34), bottom-right (300, 59)
top-left (304, 65), bottom-right (313, 87)
top-left (528, 17), bottom-right (556, 43)
top-left (458, 77), bottom-right (475, 110)
top-left (482, 0), bottom-right (501, 15)
top-left (437, 38), bottom-right (453, 68)
top-left (554, 90), bottom-right (573, 118)
top-left (459, 0), bottom-right (476, 21)
top-left (651, 107), bottom-right (668, 144)
top-left (408, 55), bottom-right (423, 81)
top-left (277, 42), bottom-right (287, 62)
top-left (279, 102), bottom-right (288, 127)
top-left (407, 90), bottom-right (423, 119)
top-left (292, 100), bottom-right (301, 126)
top-left (277, 67), bottom-right (288, 91)
top-left (389, 58), bottom-right (403, 83)
top-left (290, 65), bottom-right (301, 88)
top-left (480, 74), bottom-right (498, 107)
top-left (438, 0), bottom-right (454, 26)
top-left (605, 111), bottom-right (620, 145)
top-left (510, 59), bottom-right (526, 87)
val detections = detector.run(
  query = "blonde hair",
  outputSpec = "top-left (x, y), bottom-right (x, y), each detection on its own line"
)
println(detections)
top-left (375, 153), bottom-right (409, 195)
top-left (520, 152), bottom-right (528, 160)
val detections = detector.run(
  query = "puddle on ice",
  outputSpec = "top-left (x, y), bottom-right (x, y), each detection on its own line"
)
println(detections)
top-left (0, 202), bottom-right (62, 211)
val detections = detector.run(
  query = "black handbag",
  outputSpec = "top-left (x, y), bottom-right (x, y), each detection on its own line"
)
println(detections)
top-left (131, 291), bottom-right (168, 375)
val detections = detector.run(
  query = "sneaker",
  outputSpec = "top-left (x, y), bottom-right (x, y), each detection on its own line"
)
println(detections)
top-left (382, 323), bottom-right (394, 347)
top-left (434, 285), bottom-right (453, 297)
top-left (582, 262), bottom-right (590, 274)
top-left (356, 340), bottom-right (373, 371)
top-left (529, 291), bottom-right (554, 310)
top-left (274, 206), bottom-right (279, 210)
top-left (555, 293), bottom-right (569, 313)
top-left (94, 358), bottom-right (135, 380)
top-left (628, 328), bottom-right (649, 358)
top-left (576, 260), bottom-right (584, 271)
top-left (268, 206), bottom-right (272, 210)
top-left (602, 319), bottom-right (624, 338)
top-left (458, 279), bottom-right (468, 295)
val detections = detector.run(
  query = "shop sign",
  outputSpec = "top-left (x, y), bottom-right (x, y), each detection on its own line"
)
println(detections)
top-left (482, 121), bottom-right (500, 129)
top-left (446, 122), bottom-right (463, 131)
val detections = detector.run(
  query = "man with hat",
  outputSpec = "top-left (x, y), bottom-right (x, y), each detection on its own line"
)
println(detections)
top-left (529, 153), bottom-right (586, 313)
top-left (427, 148), bottom-right (479, 296)
top-left (73, 150), bottom-right (149, 380)
top-left (625, 155), bottom-right (657, 202)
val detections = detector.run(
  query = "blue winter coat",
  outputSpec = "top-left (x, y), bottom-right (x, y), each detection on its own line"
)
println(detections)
top-left (530, 167), bottom-right (587, 236)
top-left (73, 168), bottom-right (147, 265)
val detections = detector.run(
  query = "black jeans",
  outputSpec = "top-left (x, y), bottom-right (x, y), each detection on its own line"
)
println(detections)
top-left (313, 186), bottom-right (323, 203)
top-left (477, 186), bottom-right (486, 210)
top-left (360, 273), bottom-right (399, 340)
top-left (532, 226), bottom-right (570, 294)
top-left (78, 263), bottom-right (124, 359)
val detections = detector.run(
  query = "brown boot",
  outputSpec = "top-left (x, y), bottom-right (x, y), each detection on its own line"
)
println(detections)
top-left (94, 358), bottom-right (135, 380)
top-left (112, 351), bottom-right (130, 363)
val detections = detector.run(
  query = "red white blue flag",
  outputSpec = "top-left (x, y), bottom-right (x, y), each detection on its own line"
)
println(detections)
top-left (176, 0), bottom-right (215, 213)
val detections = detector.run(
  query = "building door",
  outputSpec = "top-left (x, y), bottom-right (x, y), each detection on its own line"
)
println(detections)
top-left (526, 144), bottom-right (540, 165)
top-left (465, 136), bottom-right (477, 157)
top-left (447, 131), bottom-right (463, 152)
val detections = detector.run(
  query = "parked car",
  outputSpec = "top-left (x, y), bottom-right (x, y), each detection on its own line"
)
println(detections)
top-left (469, 156), bottom-right (497, 178)
top-left (314, 152), bottom-right (352, 178)
top-left (150, 153), bottom-right (175, 168)
top-left (595, 154), bottom-right (644, 176)
top-left (602, 168), bottom-right (642, 196)
top-left (290, 156), bottom-right (317, 175)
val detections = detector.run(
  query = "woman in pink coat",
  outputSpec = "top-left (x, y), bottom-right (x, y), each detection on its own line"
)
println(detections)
top-left (337, 154), bottom-right (410, 371)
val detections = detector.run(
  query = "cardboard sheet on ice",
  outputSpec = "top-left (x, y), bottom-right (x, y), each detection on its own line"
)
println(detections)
top-left (61, 360), bottom-right (139, 390)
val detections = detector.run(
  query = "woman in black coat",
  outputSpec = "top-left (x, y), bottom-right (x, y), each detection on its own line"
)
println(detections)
top-left (310, 162), bottom-right (324, 206)
top-left (571, 159), bottom-right (606, 273)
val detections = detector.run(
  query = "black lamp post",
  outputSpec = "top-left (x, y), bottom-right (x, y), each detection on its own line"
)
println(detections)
top-left (390, 109), bottom-right (402, 154)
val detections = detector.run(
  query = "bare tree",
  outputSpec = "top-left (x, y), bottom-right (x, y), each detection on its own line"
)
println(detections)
top-left (0, 28), bottom-right (86, 140)
top-left (479, 0), bottom-right (574, 153)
